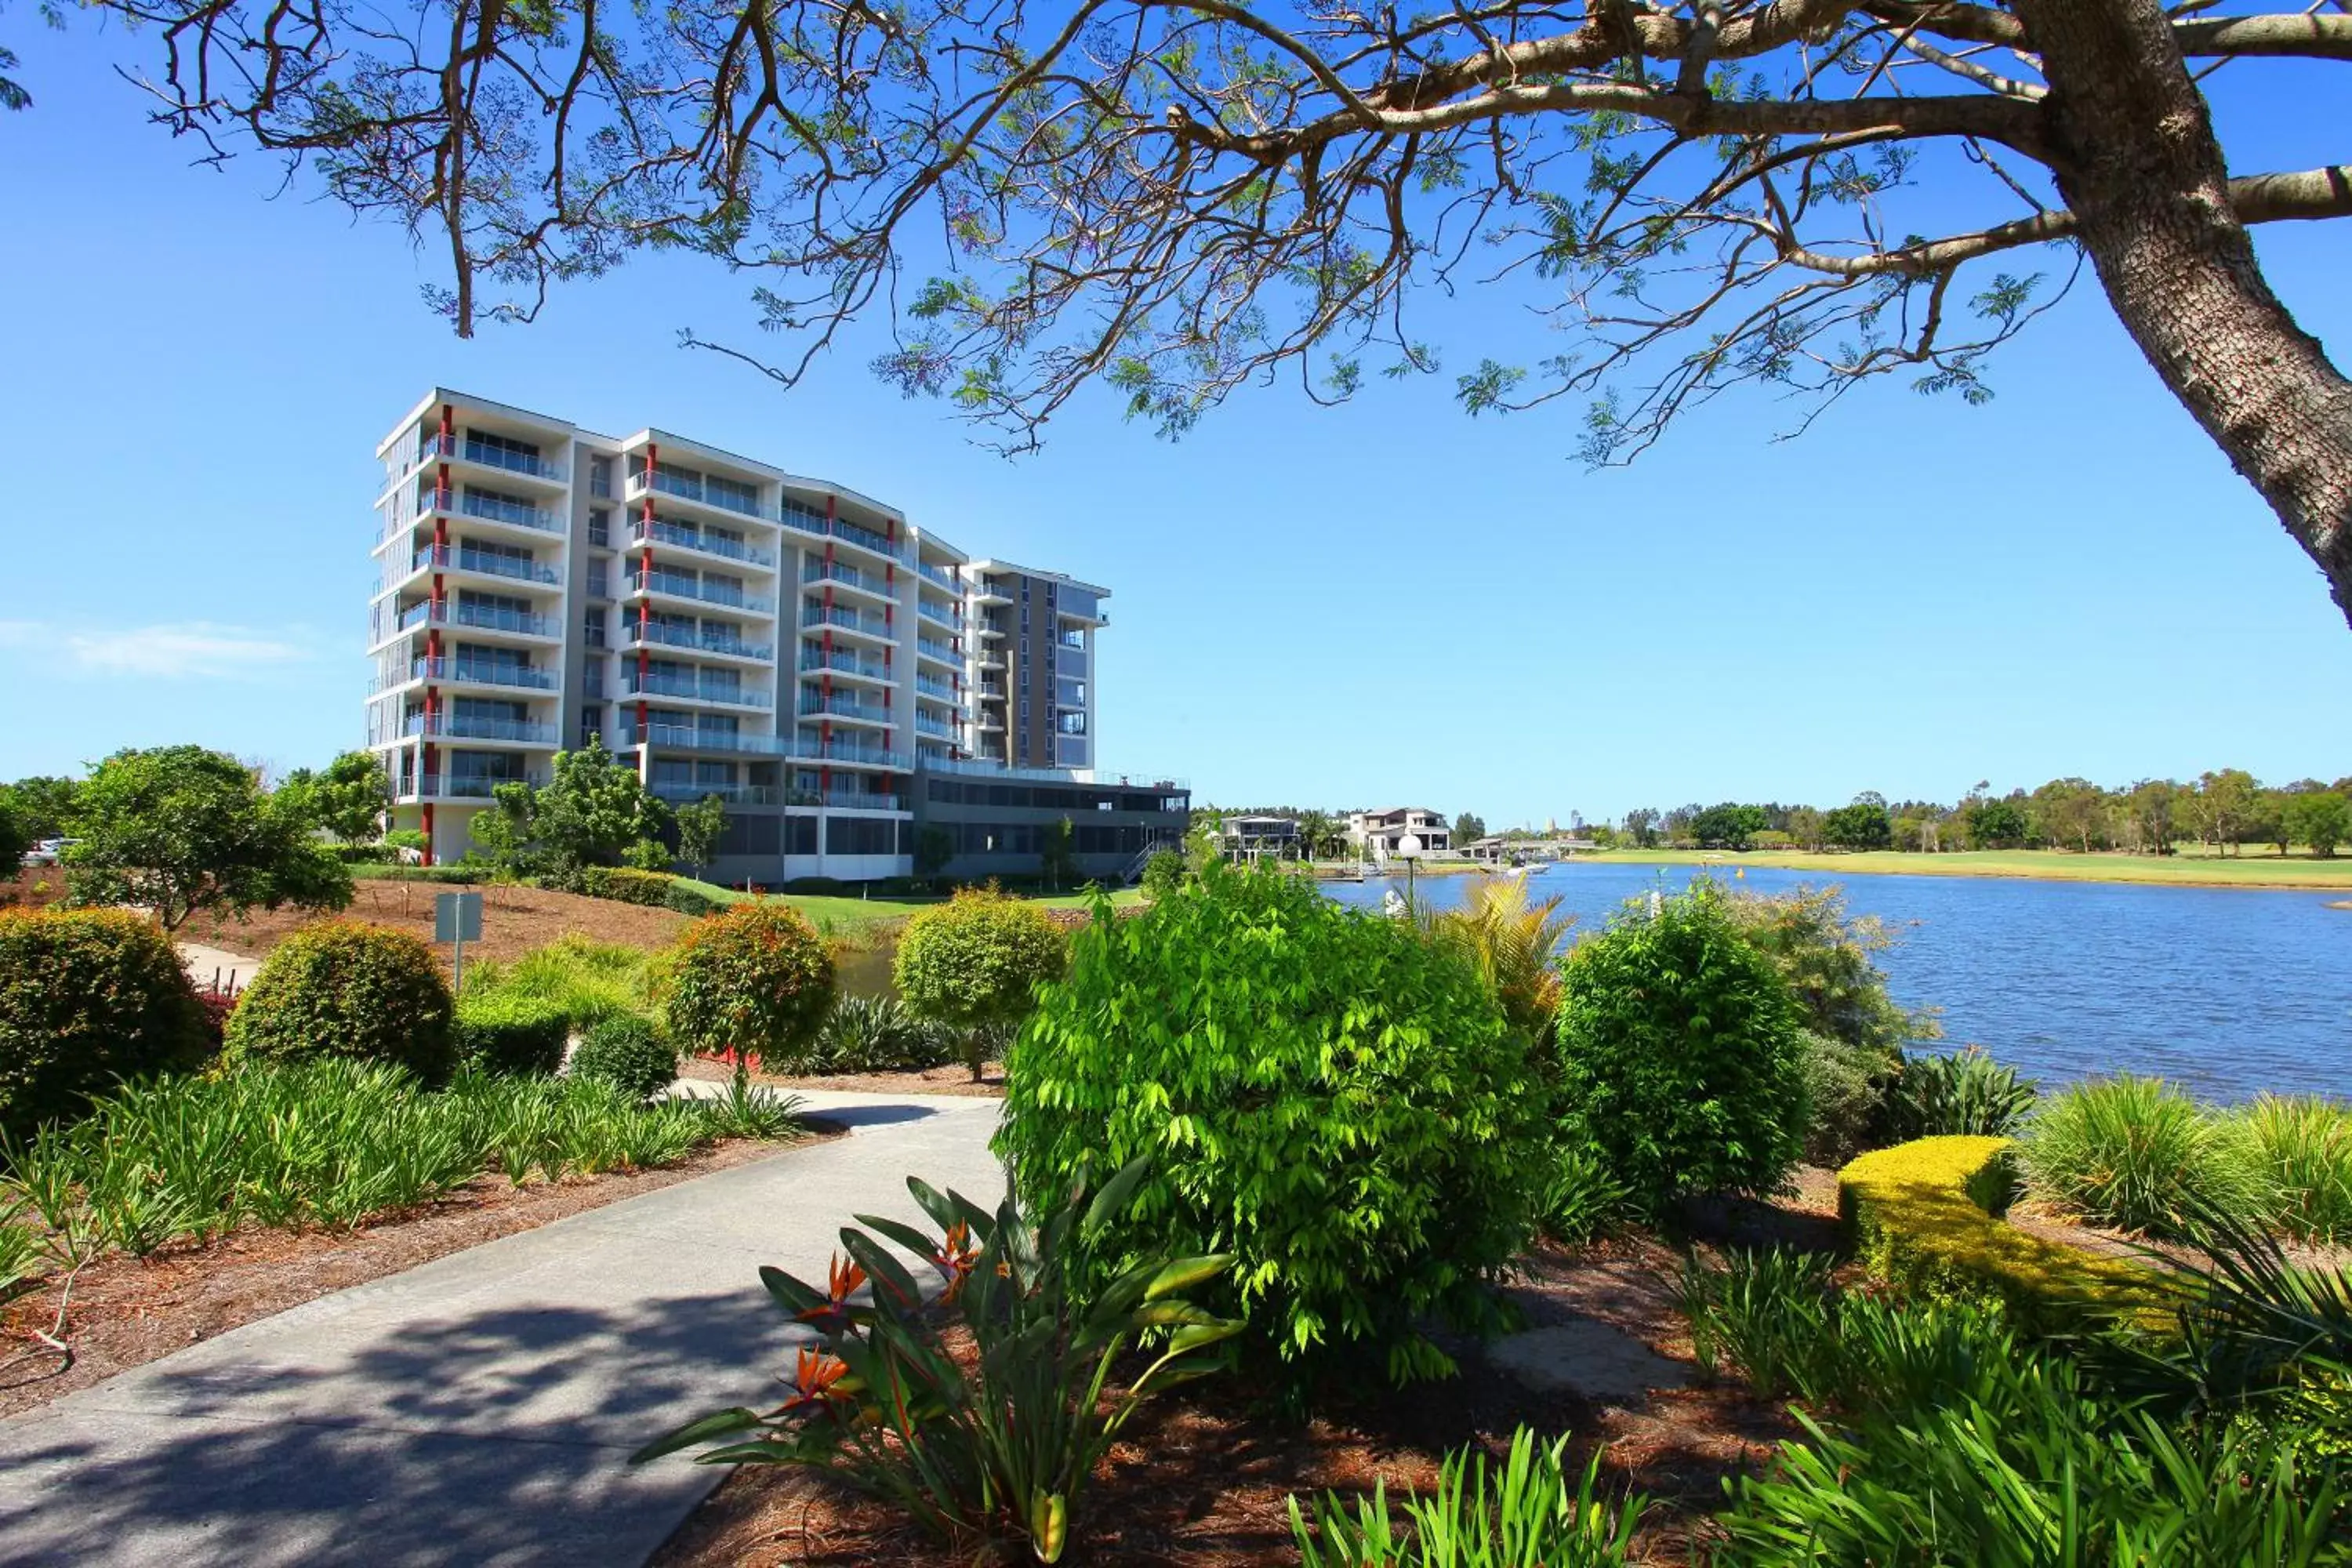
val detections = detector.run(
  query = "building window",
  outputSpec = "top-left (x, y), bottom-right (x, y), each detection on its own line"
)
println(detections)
top-left (588, 456), bottom-right (613, 498)
top-left (583, 608), bottom-right (606, 647)
top-left (826, 817), bottom-right (898, 856)
top-left (588, 507), bottom-right (611, 547)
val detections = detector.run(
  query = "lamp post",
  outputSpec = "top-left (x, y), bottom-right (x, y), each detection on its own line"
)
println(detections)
top-left (1395, 832), bottom-right (1423, 916)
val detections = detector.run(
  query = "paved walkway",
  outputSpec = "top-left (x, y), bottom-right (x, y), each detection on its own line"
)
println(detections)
top-left (0, 1090), bottom-right (1004, 1566)
top-left (178, 940), bottom-right (263, 995)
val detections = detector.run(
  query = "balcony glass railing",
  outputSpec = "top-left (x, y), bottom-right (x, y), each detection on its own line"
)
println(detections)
top-left (803, 561), bottom-right (890, 596)
top-left (396, 771), bottom-right (547, 800)
top-left (821, 789), bottom-right (906, 812)
top-left (649, 782), bottom-right (778, 805)
top-left (407, 545), bottom-right (560, 586)
top-left (632, 467), bottom-right (770, 521)
top-left (627, 570), bottom-right (775, 614)
top-left (916, 560), bottom-right (960, 593)
top-left (798, 694), bottom-right (891, 723)
top-left (913, 713), bottom-right (954, 739)
top-left (631, 520), bottom-right (776, 568)
top-left (433, 434), bottom-right (564, 482)
top-left (914, 675), bottom-right (956, 701)
top-left (410, 657), bottom-right (557, 691)
top-left (403, 713), bottom-right (560, 745)
top-left (622, 621), bottom-right (774, 661)
top-left (395, 601), bottom-right (556, 638)
top-left (805, 604), bottom-right (891, 637)
top-left (622, 724), bottom-right (792, 756)
top-left (799, 648), bottom-right (891, 681)
top-left (916, 637), bottom-right (959, 663)
top-left (624, 672), bottom-right (774, 709)
top-left (917, 599), bottom-right (964, 632)
top-left (779, 505), bottom-right (909, 562)
top-left (418, 488), bottom-right (560, 532)
top-left (806, 742), bottom-right (911, 770)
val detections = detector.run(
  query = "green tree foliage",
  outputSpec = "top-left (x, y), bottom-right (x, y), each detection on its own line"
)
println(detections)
top-left (2027, 777), bottom-right (2109, 852)
top-left (1690, 803), bottom-right (1769, 850)
top-left (535, 738), bottom-right (675, 876)
top-left (1964, 796), bottom-right (2031, 849)
top-left (0, 792), bottom-right (24, 877)
top-left (912, 822), bottom-right (955, 884)
top-left (1038, 815), bottom-right (1078, 891)
top-left (895, 887), bottom-right (1067, 1079)
top-left (997, 868), bottom-right (1541, 1392)
top-left (1139, 848), bottom-right (1186, 900)
top-left (223, 920), bottom-right (459, 1083)
top-left (1296, 809), bottom-right (1344, 860)
top-left (1450, 811), bottom-right (1486, 849)
top-left (63, 745), bottom-right (352, 931)
top-left (1821, 797), bottom-right (1893, 851)
top-left (2, 775), bottom-right (78, 843)
top-left (281, 750), bottom-right (391, 844)
top-left (661, 902), bottom-right (834, 1069)
top-left (1621, 808), bottom-right (1661, 848)
top-left (1553, 885), bottom-right (1808, 1217)
top-left (1426, 875), bottom-right (1574, 1047)
top-left (2284, 791), bottom-right (2352, 857)
top-left (0, 908), bottom-right (213, 1140)
top-left (673, 794), bottom-right (728, 879)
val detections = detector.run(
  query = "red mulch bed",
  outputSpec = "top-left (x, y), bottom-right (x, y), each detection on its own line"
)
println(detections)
top-left (678, 1057), bottom-right (1008, 1100)
top-left (652, 1178), bottom-right (1849, 1566)
top-left (0, 1133), bottom-right (835, 1419)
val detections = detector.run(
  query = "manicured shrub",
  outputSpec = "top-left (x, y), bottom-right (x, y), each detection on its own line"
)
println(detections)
top-left (1839, 1135), bottom-right (2161, 1329)
top-left (1552, 885), bottom-right (1808, 1217)
top-left (661, 902), bottom-right (835, 1069)
top-left (466, 935), bottom-right (652, 1032)
top-left (0, 908), bottom-right (212, 1140)
top-left (576, 866), bottom-right (676, 908)
top-left (808, 995), bottom-right (952, 1074)
top-left (894, 887), bottom-right (1067, 1079)
top-left (572, 1014), bottom-right (681, 1102)
top-left (2022, 1075), bottom-right (2255, 1238)
top-left (1800, 1030), bottom-right (1895, 1168)
top-left (998, 868), bottom-right (1541, 1392)
top-left (662, 880), bottom-right (723, 916)
top-left (455, 989), bottom-right (571, 1076)
top-left (1138, 848), bottom-right (1185, 899)
top-left (1885, 1044), bottom-right (2038, 1139)
top-left (223, 921), bottom-right (458, 1084)
top-left (2225, 1094), bottom-right (2352, 1245)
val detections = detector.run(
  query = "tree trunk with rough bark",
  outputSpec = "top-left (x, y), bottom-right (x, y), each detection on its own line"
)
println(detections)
top-left (2015, 0), bottom-right (2352, 627)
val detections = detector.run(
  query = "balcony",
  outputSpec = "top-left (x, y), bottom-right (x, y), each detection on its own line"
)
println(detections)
top-left (916, 637), bottom-right (960, 666)
top-left (799, 648), bottom-right (891, 682)
top-left (916, 560), bottom-right (961, 594)
top-left (623, 671), bottom-right (775, 710)
top-left (649, 781), bottom-right (779, 806)
top-left (913, 713), bottom-right (955, 739)
top-left (807, 742), bottom-right (911, 770)
top-left (403, 544), bottom-right (560, 587)
top-left (394, 771), bottom-right (547, 801)
top-left (914, 675), bottom-right (956, 702)
top-left (971, 579), bottom-right (1013, 604)
top-left (803, 560), bottom-right (893, 600)
top-left (394, 600), bottom-right (557, 640)
top-left (622, 724), bottom-right (793, 756)
top-left (973, 650), bottom-right (1008, 671)
top-left (621, 621), bottom-right (775, 662)
top-left (419, 488), bottom-right (562, 534)
top-left (779, 504), bottom-right (909, 563)
top-left (426, 432), bottom-right (567, 484)
top-left (818, 789), bottom-right (905, 812)
top-left (626, 569), bottom-right (775, 615)
top-left (804, 604), bottom-right (892, 640)
top-left (630, 466), bottom-right (771, 522)
top-left (630, 519), bottom-right (777, 569)
top-left (404, 713), bottom-right (560, 746)
top-left (799, 693), bottom-right (891, 724)
top-left (917, 599), bottom-right (964, 633)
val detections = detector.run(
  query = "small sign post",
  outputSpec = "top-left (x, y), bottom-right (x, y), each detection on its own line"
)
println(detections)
top-left (434, 890), bottom-right (484, 993)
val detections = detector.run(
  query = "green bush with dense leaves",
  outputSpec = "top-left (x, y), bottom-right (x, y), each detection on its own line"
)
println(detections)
top-left (455, 990), bottom-right (571, 1076)
top-left (0, 908), bottom-right (213, 1141)
top-left (1885, 1044), bottom-right (2039, 1139)
top-left (466, 935), bottom-right (653, 1033)
top-left (2023, 1075), bottom-right (2256, 1239)
top-left (662, 880), bottom-right (724, 916)
top-left (223, 921), bottom-right (459, 1084)
top-left (575, 866), bottom-right (676, 908)
top-left (661, 902), bottom-right (835, 1070)
top-left (894, 887), bottom-right (1067, 1079)
top-left (997, 867), bottom-right (1541, 1392)
top-left (808, 995), bottom-right (952, 1074)
top-left (1138, 848), bottom-right (1186, 899)
top-left (1552, 885), bottom-right (1808, 1218)
top-left (571, 1014), bottom-right (681, 1102)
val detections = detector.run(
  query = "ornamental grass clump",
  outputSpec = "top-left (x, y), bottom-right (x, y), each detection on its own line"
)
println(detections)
top-left (997, 866), bottom-right (1540, 1392)
top-left (2022, 1075), bottom-right (2256, 1239)
top-left (1552, 884), bottom-right (1808, 1218)
top-left (634, 1158), bottom-right (1238, 1566)
top-left (223, 920), bottom-right (458, 1084)
top-left (0, 906), bottom-right (213, 1142)
top-left (659, 902), bottom-right (834, 1073)
top-left (2227, 1094), bottom-right (2352, 1245)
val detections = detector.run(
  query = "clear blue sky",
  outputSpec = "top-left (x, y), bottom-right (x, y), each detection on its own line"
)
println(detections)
top-left (3, 26), bottom-right (2347, 826)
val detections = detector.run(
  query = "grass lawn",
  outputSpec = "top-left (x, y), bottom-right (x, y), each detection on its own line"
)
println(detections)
top-left (669, 879), bottom-right (1145, 932)
top-left (1577, 846), bottom-right (2352, 891)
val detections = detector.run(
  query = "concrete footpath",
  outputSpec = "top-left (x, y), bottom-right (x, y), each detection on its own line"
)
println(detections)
top-left (0, 1090), bottom-right (1004, 1567)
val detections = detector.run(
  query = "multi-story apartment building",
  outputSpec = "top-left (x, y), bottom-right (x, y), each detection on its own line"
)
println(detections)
top-left (367, 390), bottom-right (1183, 884)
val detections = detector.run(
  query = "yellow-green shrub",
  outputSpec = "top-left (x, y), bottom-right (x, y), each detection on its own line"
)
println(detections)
top-left (1838, 1135), bottom-right (2164, 1330)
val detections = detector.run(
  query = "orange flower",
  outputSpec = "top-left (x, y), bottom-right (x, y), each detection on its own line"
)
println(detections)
top-left (931, 1222), bottom-right (980, 1301)
top-left (778, 1347), bottom-right (851, 1419)
top-left (796, 1254), bottom-right (867, 1335)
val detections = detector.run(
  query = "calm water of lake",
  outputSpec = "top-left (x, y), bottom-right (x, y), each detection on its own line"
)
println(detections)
top-left (1323, 862), bottom-right (2351, 1103)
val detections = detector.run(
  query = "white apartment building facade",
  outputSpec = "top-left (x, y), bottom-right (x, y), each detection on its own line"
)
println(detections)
top-left (367, 390), bottom-right (1133, 883)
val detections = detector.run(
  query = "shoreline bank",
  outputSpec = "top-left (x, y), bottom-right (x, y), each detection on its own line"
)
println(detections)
top-left (1555, 848), bottom-right (2352, 894)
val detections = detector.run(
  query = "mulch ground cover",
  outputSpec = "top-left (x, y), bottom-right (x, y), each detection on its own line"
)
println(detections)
top-left (650, 1177), bottom-right (1853, 1567)
top-left (678, 1058), bottom-right (1010, 1101)
top-left (0, 1132), bottom-right (835, 1420)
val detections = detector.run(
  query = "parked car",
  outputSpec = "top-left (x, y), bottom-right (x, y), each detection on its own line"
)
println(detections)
top-left (24, 837), bottom-right (71, 867)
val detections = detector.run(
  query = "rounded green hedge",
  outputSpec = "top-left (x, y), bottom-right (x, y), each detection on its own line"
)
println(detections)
top-left (455, 990), bottom-right (572, 1076)
top-left (894, 887), bottom-right (1066, 1077)
top-left (997, 867), bottom-right (1540, 1393)
top-left (660, 902), bottom-right (834, 1069)
top-left (571, 1015), bottom-right (680, 1102)
top-left (1552, 884), bottom-right (1808, 1217)
top-left (223, 921), bottom-right (458, 1084)
top-left (0, 907), bottom-right (213, 1138)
